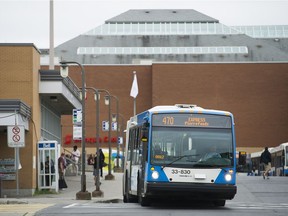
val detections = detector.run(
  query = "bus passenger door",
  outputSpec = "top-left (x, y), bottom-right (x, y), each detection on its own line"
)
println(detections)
top-left (138, 124), bottom-right (149, 195)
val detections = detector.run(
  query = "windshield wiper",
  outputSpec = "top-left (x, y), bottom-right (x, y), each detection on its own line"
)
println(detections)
top-left (161, 155), bottom-right (197, 169)
top-left (193, 163), bottom-right (230, 169)
top-left (193, 163), bottom-right (219, 168)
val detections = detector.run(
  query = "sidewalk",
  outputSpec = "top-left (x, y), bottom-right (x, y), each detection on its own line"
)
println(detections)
top-left (0, 171), bottom-right (123, 215)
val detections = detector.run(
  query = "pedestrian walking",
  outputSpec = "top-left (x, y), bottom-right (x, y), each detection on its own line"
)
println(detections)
top-left (99, 149), bottom-right (105, 177)
top-left (93, 152), bottom-right (101, 185)
top-left (71, 145), bottom-right (80, 175)
top-left (246, 155), bottom-right (253, 176)
top-left (260, 147), bottom-right (272, 179)
top-left (58, 152), bottom-right (67, 190)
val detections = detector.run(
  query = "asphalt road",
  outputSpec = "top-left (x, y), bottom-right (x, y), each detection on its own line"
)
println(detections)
top-left (1, 174), bottom-right (288, 216)
top-left (35, 174), bottom-right (288, 216)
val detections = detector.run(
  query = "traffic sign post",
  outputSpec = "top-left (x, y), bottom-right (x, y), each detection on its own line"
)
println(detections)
top-left (73, 109), bottom-right (82, 125)
top-left (102, 121), bottom-right (109, 131)
top-left (111, 122), bottom-right (117, 131)
top-left (73, 125), bottom-right (82, 140)
top-left (7, 125), bottom-right (25, 148)
top-left (7, 125), bottom-right (25, 197)
top-left (73, 109), bottom-right (82, 141)
top-left (118, 137), bottom-right (123, 145)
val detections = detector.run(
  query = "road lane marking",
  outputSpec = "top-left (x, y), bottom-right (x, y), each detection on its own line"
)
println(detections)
top-left (63, 203), bottom-right (78, 208)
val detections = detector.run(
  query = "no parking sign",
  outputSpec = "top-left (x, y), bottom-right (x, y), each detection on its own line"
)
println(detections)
top-left (7, 125), bottom-right (25, 147)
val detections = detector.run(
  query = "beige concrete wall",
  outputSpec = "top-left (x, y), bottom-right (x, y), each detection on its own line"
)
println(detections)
top-left (0, 44), bottom-right (41, 195)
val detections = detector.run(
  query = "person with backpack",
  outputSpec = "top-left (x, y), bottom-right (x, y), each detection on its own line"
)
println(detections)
top-left (260, 147), bottom-right (272, 179)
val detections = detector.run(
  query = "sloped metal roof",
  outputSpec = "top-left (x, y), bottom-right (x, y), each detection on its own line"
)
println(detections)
top-left (51, 9), bottom-right (288, 65)
top-left (106, 9), bottom-right (219, 23)
top-left (54, 33), bottom-right (288, 64)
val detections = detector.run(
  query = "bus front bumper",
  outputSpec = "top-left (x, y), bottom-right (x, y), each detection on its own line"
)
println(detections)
top-left (146, 182), bottom-right (237, 200)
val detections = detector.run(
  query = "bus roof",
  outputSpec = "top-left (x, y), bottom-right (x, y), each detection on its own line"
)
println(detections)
top-left (270, 142), bottom-right (288, 153)
top-left (148, 104), bottom-right (232, 116)
top-left (128, 104), bottom-right (233, 126)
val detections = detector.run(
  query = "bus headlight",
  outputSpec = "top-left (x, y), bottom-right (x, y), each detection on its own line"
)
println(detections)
top-left (151, 171), bottom-right (159, 179)
top-left (225, 174), bottom-right (232, 182)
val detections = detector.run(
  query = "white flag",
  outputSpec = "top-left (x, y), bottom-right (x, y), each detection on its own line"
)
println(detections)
top-left (130, 72), bottom-right (138, 98)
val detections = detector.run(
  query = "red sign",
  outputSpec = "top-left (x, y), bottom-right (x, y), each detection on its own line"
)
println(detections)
top-left (64, 134), bottom-right (118, 145)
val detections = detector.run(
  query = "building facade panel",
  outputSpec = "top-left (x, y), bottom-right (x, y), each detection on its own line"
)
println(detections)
top-left (58, 62), bottom-right (288, 154)
top-left (151, 63), bottom-right (288, 152)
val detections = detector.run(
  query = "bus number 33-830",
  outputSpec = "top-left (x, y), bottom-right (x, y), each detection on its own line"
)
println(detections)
top-left (171, 169), bottom-right (191, 174)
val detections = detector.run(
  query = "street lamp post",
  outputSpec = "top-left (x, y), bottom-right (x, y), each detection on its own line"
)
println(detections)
top-left (110, 95), bottom-right (121, 173)
top-left (98, 89), bottom-right (115, 180)
top-left (59, 61), bottom-right (91, 200)
top-left (120, 114), bottom-right (125, 171)
top-left (83, 87), bottom-right (103, 197)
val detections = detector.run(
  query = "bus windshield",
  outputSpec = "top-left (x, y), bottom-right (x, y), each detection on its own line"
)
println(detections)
top-left (150, 127), bottom-right (233, 168)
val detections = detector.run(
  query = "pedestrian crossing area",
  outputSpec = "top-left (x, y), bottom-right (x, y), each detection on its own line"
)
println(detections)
top-left (228, 202), bottom-right (288, 210)
top-left (63, 201), bottom-right (288, 211)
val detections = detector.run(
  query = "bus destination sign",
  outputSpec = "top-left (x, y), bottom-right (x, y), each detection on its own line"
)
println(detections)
top-left (152, 113), bottom-right (232, 128)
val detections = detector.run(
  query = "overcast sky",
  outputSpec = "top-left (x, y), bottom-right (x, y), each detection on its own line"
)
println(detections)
top-left (0, 0), bottom-right (287, 49)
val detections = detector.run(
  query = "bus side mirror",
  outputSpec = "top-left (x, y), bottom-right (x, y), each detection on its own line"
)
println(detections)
top-left (143, 121), bottom-right (150, 128)
top-left (141, 120), bottom-right (149, 142)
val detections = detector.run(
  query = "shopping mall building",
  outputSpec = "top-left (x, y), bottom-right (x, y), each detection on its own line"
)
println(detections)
top-left (1, 9), bottom-right (288, 196)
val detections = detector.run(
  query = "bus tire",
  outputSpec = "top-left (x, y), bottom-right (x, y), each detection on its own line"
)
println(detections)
top-left (138, 195), bottom-right (150, 207)
top-left (214, 200), bottom-right (226, 207)
top-left (137, 175), bottom-right (150, 206)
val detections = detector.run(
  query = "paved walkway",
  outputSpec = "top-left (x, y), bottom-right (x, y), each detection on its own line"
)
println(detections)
top-left (36, 171), bottom-right (122, 203)
top-left (0, 171), bottom-right (123, 216)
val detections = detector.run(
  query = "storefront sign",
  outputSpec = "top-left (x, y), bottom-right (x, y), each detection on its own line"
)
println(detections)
top-left (64, 134), bottom-right (118, 145)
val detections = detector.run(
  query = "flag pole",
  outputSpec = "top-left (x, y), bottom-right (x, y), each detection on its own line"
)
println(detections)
top-left (133, 97), bottom-right (136, 116)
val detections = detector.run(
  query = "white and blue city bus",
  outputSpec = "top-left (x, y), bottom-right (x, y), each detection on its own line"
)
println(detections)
top-left (251, 142), bottom-right (288, 176)
top-left (123, 104), bottom-right (237, 206)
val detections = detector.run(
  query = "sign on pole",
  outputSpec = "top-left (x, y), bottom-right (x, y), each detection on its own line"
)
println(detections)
top-left (73, 109), bottom-right (82, 125)
top-left (102, 121), bottom-right (109, 131)
top-left (7, 125), bottom-right (25, 147)
top-left (73, 125), bottom-right (82, 140)
top-left (118, 137), bottom-right (123, 145)
top-left (72, 109), bottom-right (82, 140)
top-left (111, 122), bottom-right (117, 131)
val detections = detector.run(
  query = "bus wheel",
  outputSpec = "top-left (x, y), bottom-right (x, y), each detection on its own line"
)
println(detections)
top-left (137, 179), bottom-right (150, 206)
top-left (214, 200), bottom-right (226, 207)
top-left (123, 193), bottom-right (128, 203)
top-left (138, 195), bottom-right (150, 207)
